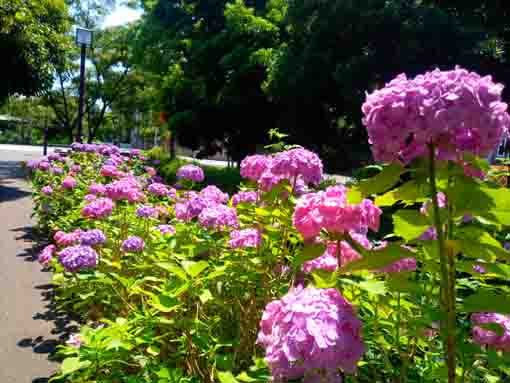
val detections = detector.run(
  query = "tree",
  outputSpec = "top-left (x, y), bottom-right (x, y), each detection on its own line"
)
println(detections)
top-left (0, 0), bottom-right (70, 103)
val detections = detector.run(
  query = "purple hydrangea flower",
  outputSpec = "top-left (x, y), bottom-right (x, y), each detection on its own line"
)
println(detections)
top-left (136, 205), bottom-right (158, 218)
top-left (176, 164), bottom-right (205, 182)
top-left (147, 182), bottom-right (173, 197)
top-left (257, 286), bottom-right (365, 381)
top-left (174, 196), bottom-right (216, 222)
top-left (88, 183), bottom-right (106, 195)
top-left (121, 236), bottom-right (145, 253)
top-left (51, 166), bottom-right (64, 175)
top-left (58, 245), bottom-right (99, 272)
top-left (240, 154), bottom-right (271, 181)
top-left (38, 161), bottom-right (50, 171)
top-left (66, 334), bottom-right (82, 348)
top-left (79, 229), bottom-right (106, 247)
top-left (84, 194), bottom-right (97, 202)
top-left (157, 224), bottom-right (176, 235)
top-left (71, 164), bottom-right (81, 173)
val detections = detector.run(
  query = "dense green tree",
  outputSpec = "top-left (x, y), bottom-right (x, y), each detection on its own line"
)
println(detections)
top-left (0, 0), bottom-right (70, 103)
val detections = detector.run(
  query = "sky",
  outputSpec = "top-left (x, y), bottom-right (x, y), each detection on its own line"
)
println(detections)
top-left (103, 4), bottom-right (143, 28)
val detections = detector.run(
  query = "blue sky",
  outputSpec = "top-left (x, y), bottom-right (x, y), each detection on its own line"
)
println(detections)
top-left (103, 4), bottom-right (143, 28)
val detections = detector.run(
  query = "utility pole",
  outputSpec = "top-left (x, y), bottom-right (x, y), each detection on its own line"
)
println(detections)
top-left (75, 27), bottom-right (93, 143)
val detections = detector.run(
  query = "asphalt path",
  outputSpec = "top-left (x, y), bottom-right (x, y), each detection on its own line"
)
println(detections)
top-left (0, 147), bottom-right (67, 383)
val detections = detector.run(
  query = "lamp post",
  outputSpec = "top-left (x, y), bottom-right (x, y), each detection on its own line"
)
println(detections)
top-left (75, 27), bottom-right (93, 143)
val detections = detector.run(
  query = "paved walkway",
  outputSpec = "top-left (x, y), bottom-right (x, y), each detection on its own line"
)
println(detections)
top-left (0, 149), bottom-right (63, 383)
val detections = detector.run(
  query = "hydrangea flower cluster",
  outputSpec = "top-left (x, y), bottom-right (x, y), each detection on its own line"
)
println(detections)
top-left (157, 224), bottom-right (176, 235)
top-left (232, 191), bottom-right (258, 206)
top-left (136, 205), bottom-right (158, 218)
top-left (270, 148), bottom-right (323, 186)
top-left (81, 197), bottom-right (114, 219)
top-left (38, 244), bottom-right (56, 266)
top-left (51, 166), bottom-right (64, 175)
top-left (121, 236), bottom-right (145, 253)
top-left (378, 257), bottom-right (417, 273)
top-left (198, 205), bottom-right (239, 230)
top-left (293, 185), bottom-right (382, 240)
top-left (38, 161), bottom-right (50, 171)
top-left (62, 177), bottom-right (77, 190)
top-left (174, 195), bottom-right (216, 222)
top-left (200, 185), bottom-right (229, 204)
top-left (147, 182), bottom-right (175, 198)
top-left (105, 177), bottom-right (145, 203)
top-left (88, 183), bottom-right (106, 195)
top-left (362, 67), bottom-right (510, 163)
top-left (58, 245), bottom-right (99, 272)
top-left (240, 154), bottom-right (271, 181)
top-left (54, 230), bottom-right (81, 246)
top-left (41, 186), bottom-right (53, 195)
top-left (66, 334), bottom-right (82, 348)
top-left (471, 313), bottom-right (510, 351)
top-left (229, 228), bottom-right (262, 248)
top-left (176, 164), bottom-right (205, 182)
top-left (257, 286), bottom-right (365, 381)
top-left (100, 165), bottom-right (123, 178)
top-left (79, 229), bottom-right (106, 247)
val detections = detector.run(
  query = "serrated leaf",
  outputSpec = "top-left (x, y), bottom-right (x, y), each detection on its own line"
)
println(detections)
top-left (293, 243), bottom-right (327, 267)
top-left (182, 260), bottom-right (209, 278)
top-left (456, 227), bottom-right (510, 262)
top-left (392, 209), bottom-right (430, 241)
top-left (462, 290), bottom-right (510, 314)
top-left (151, 294), bottom-right (180, 313)
top-left (375, 181), bottom-right (427, 207)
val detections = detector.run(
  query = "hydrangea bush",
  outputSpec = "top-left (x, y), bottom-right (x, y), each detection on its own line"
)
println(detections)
top-left (27, 67), bottom-right (510, 383)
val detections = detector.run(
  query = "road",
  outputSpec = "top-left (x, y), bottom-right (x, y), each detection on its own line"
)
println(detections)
top-left (0, 146), bottom-right (63, 383)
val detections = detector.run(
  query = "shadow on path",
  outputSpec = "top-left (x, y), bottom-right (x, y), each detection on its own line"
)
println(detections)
top-left (11, 226), bottom-right (78, 383)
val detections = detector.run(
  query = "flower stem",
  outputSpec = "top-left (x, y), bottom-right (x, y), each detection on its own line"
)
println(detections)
top-left (428, 144), bottom-right (456, 383)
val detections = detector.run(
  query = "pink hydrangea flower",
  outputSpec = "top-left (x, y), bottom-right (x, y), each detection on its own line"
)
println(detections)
top-left (81, 198), bottom-right (114, 219)
top-left (199, 185), bottom-right (229, 204)
top-left (145, 166), bottom-right (157, 176)
top-left (71, 164), bottom-right (81, 173)
top-left (84, 194), bottom-right (97, 202)
top-left (378, 257), bottom-right (417, 273)
top-left (54, 230), bottom-right (81, 247)
top-left (472, 313), bottom-right (510, 351)
top-left (100, 165), bottom-right (122, 178)
top-left (174, 195), bottom-right (216, 222)
top-left (240, 154), bottom-right (272, 181)
top-left (176, 164), bottom-right (204, 182)
top-left (362, 67), bottom-right (510, 164)
top-left (420, 192), bottom-right (447, 215)
top-left (62, 177), bottom-right (77, 190)
top-left (38, 244), bottom-right (56, 266)
top-left (198, 204), bottom-right (239, 230)
top-left (41, 186), bottom-right (53, 195)
top-left (270, 148), bottom-right (323, 185)
top-left (38, 161), bottom-right (50, 171)
top-left (147, 182), bottom-right (172, 197)
top-left (232, 191), bottom-right (258, 206)
top-left (88, 183), bottom-right (106, 195)
top-left (229, 228), bottom-right (262, 248)
top-left (105, 177), bottom-right (142, 202)
top-left (66, 334), bottom-right (82, 348)
top-left (257, 286), bottom-right (365, 381)
top-left (293, 185), bottom-right (382, 240)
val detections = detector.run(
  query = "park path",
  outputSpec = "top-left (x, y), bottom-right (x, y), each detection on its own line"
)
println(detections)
top-left (0, 149), bottom-right (65, 383)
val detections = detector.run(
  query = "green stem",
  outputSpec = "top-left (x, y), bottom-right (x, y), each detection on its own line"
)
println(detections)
top-left (428, 144), bottom-right (456, 383)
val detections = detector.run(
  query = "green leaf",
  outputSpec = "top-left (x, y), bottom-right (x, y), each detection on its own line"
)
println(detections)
top-left (311, 269), bottom-right (337, 288)
top-left (236, 372), bottom-right (258, 382)
top-left (60, 357), bottom-right (91, 375)
top-left (386, 273), bottom-right (420, 294)
top-left (293, 243), bottom-right (327, 267)
top-left (217, 371), bottom-right (239, 383)
top-left (357, 280), bottom-right (387, 295)
top-left (375, 181), bottom-right (428, 207)
top-left (147, 345), bottom-right (161, 356)
top-left (182, 260), bottom-right (209, 278)
top-left (151, 294), bottom-right (181, 313)
top-left (156, 262), bottom-right (189, 280)
top-left (199, 289), bottom-right (213, 303)
top-left (348, 163), bottom-right (405, 203)
top-left (462, 290), bottom-right (510, 314)
top-left (339, 242), bottom-right (414, 273)
top-left (456, 227), bottom-right (510, 262)
top-left (392, 209), bottom-right (430, 241)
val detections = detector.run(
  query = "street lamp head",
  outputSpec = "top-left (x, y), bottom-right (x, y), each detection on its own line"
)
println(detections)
top-left (75, 27), bottom-right (93, 47)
